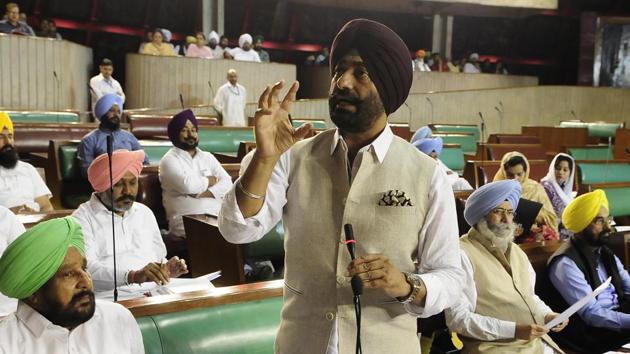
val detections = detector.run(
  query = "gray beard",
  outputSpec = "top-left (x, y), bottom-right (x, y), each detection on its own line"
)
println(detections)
top-left (477, 218), bottom-right (516, 253)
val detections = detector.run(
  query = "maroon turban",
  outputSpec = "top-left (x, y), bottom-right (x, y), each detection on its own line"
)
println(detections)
top-left (167, 109), bottom-right (198, 144)
top-left (330, 19), bottom-right (412, 116)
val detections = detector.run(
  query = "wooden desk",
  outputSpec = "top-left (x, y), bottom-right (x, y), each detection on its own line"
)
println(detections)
top-left (183, 214), bottom-right (246, 286)
top-left (17, 209), bottom-right (74, 228)
top-left (119, 279), bottom-right (283, 317)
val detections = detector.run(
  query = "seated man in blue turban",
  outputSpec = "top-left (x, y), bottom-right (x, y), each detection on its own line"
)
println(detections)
top-left (0, 217), bottom-right (144, 353)
top-left (445, 180), bottom-right (567, 353)
top-left (78, 93), bottom-right (149, 177)
top-left (412, 135), bottom-right (472, 191)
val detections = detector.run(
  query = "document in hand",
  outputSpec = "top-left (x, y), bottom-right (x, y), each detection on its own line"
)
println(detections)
top-left (544, 276), bottom-right (612, 330)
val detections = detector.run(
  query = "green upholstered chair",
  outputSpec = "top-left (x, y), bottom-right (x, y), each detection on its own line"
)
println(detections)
top-left (292, 120), bottom-right (327, 129)
top-left (603, 187), bottom-right (630, 217)
top-left (7, 111), bottom-right (79, 123)
top-left (577, 163), bottom-right (630, 185)
top-left (440, 146), bottom-right (465, 174)
top-left (568, 147), bottom-right (614, 161)
top-left (197, 129), bottom-right (255, 154)
top-left (244, 222), bottom-right (285, 261)
top-left (430, 124), bottom-right (480, 142)
top-left (433, 134), bottom-right (476, 154)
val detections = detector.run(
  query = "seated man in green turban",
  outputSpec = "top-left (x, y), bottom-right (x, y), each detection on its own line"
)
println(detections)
top-left (0, 217), bottom-right (144, 353)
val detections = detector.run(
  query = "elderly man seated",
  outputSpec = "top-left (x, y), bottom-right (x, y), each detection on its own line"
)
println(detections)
top-left (73, 150), bottom-right (187, 294)
top-left (548, 190), bottom-right (630, 353)
top-left (0, 217), bottom-right (144, 353)
top-left (411, 134), bottom-right (472, 191)
top-left (446, 180), bottom-right (567, 353)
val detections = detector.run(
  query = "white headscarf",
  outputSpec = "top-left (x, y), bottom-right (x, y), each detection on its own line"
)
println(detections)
top-left (162, 28), bottom-right (172, 42)
top-left (540, 153), bottom-right (575, 207)
top-left (208, 30), bottom-right (220, 43)
top-left (239, 33), bottom-right (253, 49)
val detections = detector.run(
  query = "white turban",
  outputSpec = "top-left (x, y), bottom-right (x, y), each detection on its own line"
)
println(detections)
top-left (239, 33), bottom-right (253, 48)
top-left (162, 28), bottom-right (172, 42)
top-left (209, 30), bottom-right (220, 43)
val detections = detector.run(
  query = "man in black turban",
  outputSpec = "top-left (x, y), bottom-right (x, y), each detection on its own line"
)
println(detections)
top-left (219, 18), bottom-right (462, 353)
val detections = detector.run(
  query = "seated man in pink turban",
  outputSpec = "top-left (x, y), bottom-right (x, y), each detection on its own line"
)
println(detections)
top-left (72, 150), bottom-right (188, 295)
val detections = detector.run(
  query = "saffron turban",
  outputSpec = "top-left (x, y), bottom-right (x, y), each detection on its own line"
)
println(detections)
top-left (87, 149), bottom-right (145, 193)
top-left (186, 36), bottom-right (196, 45)
top-left (94, 93), bottom-right (123, 121)
top-left (168, 109), bottom-right (198, 144)
top-left (239, 33), bottom-right (253, 48)
top-left (0, 111), bottom-right (13, 134)
top-left (330, 18), bottom-right (413, 116)
top-left (0, 216), bottom-right (84, 299)
top-left (464, 180), bottom-right (522, 226)
top-left (208, 31), bottom-right (220, 43)
top-left (562, 189), bottom-right (609, 233)
top-left (413, 137), bottom-right (443, 156)
top-left (410, 126), bottom-right (432, 143)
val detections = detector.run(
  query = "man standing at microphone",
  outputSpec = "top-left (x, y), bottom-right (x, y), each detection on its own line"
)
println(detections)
top-left (219, 19), bottom-right (462, 353)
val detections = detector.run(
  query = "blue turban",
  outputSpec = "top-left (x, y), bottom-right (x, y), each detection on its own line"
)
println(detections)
top-left (464, 180), bottom-right (522, 226)
top-left (410, 126), bottom-right (432, 143)
top-left (168, 109), bottom-right (198, 144)
top-left (94, 94), bottom-right (123, 121)
top-left (413, 137), bottom-right (443, 156)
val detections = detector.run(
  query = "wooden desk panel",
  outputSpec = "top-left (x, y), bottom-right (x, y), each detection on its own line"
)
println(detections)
top-left (522, 126), bottom-right (590, 154)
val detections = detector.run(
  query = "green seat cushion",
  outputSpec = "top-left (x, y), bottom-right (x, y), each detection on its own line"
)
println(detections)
top-left (60, 145), bottom-right (80, 181)
top-left (432, 125), bottom-right (480, 142)
top-left (602, 188), bottom-right (630, 217)
top-left (440, 147), bottom-right (465, 173)
top-left (197, 129), bottom-right (255, 154)
top-left (136, 317), bottom-right (163, 354)
top-left (439, 135), bottom-right (476, 154)
top-left (141, 144), bottom-right (173, 165)
top-left (244, 222), bottom-right (284, 260)
top-left (588, 123), bottom-right (619, 138)
top-left (568, 147), bottom-right (614, 160)
top-left (8, 112), bottom-right (78, 123)
top-left (149, 297), bottom-right (282, 354)
top-left (578, 163), bottom-right (630, 184)
top-left (292, 120), bottom-right (326, 129)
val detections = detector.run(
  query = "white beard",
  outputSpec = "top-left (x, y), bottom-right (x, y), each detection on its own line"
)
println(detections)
top-left (477, 218), bottom-right (515, 253)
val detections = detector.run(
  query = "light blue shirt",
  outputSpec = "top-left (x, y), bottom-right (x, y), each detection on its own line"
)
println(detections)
top-left (549, 251), bottom-right (630, 330)
top-left (78, 128), bottom-right (150, 177)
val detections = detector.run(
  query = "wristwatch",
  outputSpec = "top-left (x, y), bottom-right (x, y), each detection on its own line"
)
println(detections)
top-left (396, 272), bottom-right (423, 304)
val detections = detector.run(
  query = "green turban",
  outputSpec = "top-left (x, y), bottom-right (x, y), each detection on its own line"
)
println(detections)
top-left (0, 216), bottom-right (85, 299)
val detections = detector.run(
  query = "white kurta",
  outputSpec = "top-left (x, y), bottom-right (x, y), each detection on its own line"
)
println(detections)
top-left (89, 73), bottom-right (125, 109)
top-left (159, 147), bottom-right (232, 237)
top-left (0, 206), bottom-right (25, 317)
top-left (0, 161), bottom-right (51, 211)
top-left (445, 251), bottom-right (556, 354)
top-left (437, 159), bottom-right (473, 191)
top-left (214, 82), bottom-right (247, 127)
top-left (228, 47), bottom-right (261, 62)
top-left (0, 300), bottom-right (144, 354)
top-left (72, 195), bottom-right (167, 292)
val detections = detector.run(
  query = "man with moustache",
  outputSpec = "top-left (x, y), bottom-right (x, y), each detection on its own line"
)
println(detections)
top-left (73, 150), bottom-right (187, 294)
top-left (0, 217), bottom-right (144, 353)
top-left (219, 19), bottom-right (462, 353)
top-left (78, 94), bottom-right (149, 178)
top-left (548, 190), bottom-right (630, 353)
top-left (446, 180), bottom-right (567, 353)
top-left (0, 112), bottom-right (53, 213)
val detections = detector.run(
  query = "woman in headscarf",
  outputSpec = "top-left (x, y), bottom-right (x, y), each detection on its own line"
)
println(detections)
top-left (540, 153), bottom-right (575, 239)
top-left (494, 151), bottom-right (558, 242)
top-left (141, 28), bottom-right (176, 56)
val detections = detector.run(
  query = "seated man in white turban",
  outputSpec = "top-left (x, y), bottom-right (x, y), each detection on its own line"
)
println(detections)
top-left (446, 180), bottom-right (567, 353)
top-left (0, 217), bottom-right (144, 353)
top-left (226, 33), bottom-right (261, 62)
top-left (412, 135), bottom-right (472, 191)
top-left (73, 150), bottom-right (187, 295)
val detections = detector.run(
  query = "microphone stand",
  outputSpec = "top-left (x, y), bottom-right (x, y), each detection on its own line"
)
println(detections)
top-left (425, 97), bottom-right (434, 124)
top-left (344, 224), bottom-right (362, 354)
top-left (106, 135), bottom-right (118, 302)
top-left (179, 93), bottom-right (185, 110)
top-left (53, 71), bottom-right (60, 123)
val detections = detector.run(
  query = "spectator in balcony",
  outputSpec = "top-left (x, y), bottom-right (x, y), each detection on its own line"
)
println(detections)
top-left (185, 31), bottom-right (213, 59)
top-left (38, 18), bottom-right (61, 40)
top-left (138, 30), bottom-right (153, 53)
top-left (496, 60), bottom-right (509, 75)
top-left (141, 28), bottom-right (176, 57)
top-left (0, 112), bottom-right (53, 213)
top-left (89, 58), bottom-right (125, 110)
top-left (303, 54), bottom-right (316, 66)
top-left (161, 28), bottom-right (180, 55)
top-left (314, 46), bottom-right (330, 66)
top-left (219, 35), bottom-right (230, 51)
top-left (481, 59), bottom-right (493, 73)
top-left (0, 3), bottom-right (34, 36)
top-left (254, 35), bottom-right (270, 63)
top-left (78, 94), bottom-right (149, 177)
top-left (213, 69), bottom-right (247, 126)
top-left (413, 49), bottom-right (431, 72)
top-left (225, 33), bottom-right (261, 62)
top-left (430, 52), bottom-right (449, 72)
top-left (463, 53), bottom-right (481, 74)
top-left (208, 30), bottom-right (223, 59)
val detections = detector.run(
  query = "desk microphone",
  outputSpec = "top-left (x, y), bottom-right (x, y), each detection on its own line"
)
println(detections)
top-left (179, 93), bottom-right (185, 110)
top-left (106, 135), bottom-right (119, 302)
top-left (53, 71), bottom-right (60, 123)
top-left (425, 96), bottom-right (434, 124)
top-left (343, 223), bottom-right (362, 354)
top-left (478, 112), bottom-right (486, 143)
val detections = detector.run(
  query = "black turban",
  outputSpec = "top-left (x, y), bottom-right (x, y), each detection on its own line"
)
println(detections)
top-left (330, 19), bottom-right (412, 115)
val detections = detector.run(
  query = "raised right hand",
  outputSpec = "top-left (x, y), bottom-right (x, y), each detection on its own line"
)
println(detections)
top-left (515, 323), bottom-right (548, 341)
top-left (253, 80), bottom-right (312, 161)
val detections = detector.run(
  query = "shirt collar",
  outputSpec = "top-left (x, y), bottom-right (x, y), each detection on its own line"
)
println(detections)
top-left (16, 300), bottom-right (101, 338)
top-left (330, 124), bottom-right (393, 163)
top-left (173, 146), bottom-right (201, 159)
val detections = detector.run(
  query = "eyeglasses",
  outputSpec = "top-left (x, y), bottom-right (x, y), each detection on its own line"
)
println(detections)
top-left (593, 216), bottom-right (614, 226)
top-left (490, 208), bottom-right (516, 218)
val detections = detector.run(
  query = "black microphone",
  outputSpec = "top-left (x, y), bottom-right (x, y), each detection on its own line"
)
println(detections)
top-left (179, 93), bottom-right (185, 110)
top-left (208, 80), bottom-right (215, 97)
top-left (53, 71), bottom-right (60, 123)
top-left (479, 111), bottom-right (486, 143)
top-left (344, 224), bottom-right (362, 296)
top-left (106, 135), bottom-right (119, 302)
top-left (425, 96), bottom-right (434, 124)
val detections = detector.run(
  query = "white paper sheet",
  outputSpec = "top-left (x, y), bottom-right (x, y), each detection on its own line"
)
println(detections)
top-left (544, 276), bottom-right (612, 330)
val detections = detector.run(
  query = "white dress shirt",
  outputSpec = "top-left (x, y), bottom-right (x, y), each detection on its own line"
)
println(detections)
top-left (219, 125), bottom-right (462, 354)
top-left (445, 250), bottom-right (556, 354)
top-left (0, 206), bottom-right (25, 317)
top-left (437, 159), bottom-right (473, 191)
top-left (228, 47), bottom-right (261, 62)
top-left (214, 82), bottom-right (247, 126)
top-left (159, 147), bottom-right (232, 237)
top-left (0, 161), bottom-right (51, 211)
top-left (89, 73), bottom-right (125, 108)
top-left (0, 300), bottom-right (144, 354)
top-left (72, 194), bottom-right (167, 292)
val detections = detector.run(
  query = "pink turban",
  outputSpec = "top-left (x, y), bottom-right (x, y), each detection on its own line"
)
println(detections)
top-left (87, 150), bottom-right (145, 193)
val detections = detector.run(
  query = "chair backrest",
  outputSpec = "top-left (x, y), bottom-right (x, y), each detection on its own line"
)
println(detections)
top-left (13, 123), bottom-right (97, 154)
top-left (430, 124), bottom-right (480, 142)
top-left (7, 111), bottom-right (79, 123)
top-left (129, 115), bottom-right (219, 140)
top-left (440, 146), bottom-right (465, 173)
top-left (568, 146), bottom-right (614, 161)
top-left (486, 144), bottom-right (547, 161)
top-left (577, 163), bottom-right (630, 185)
top-left (197, 128), bottom-right (255, 154)
top-left (432, 133), bottom-right (477, 153)
top-left (494, 135), bottom-right (540, 144)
